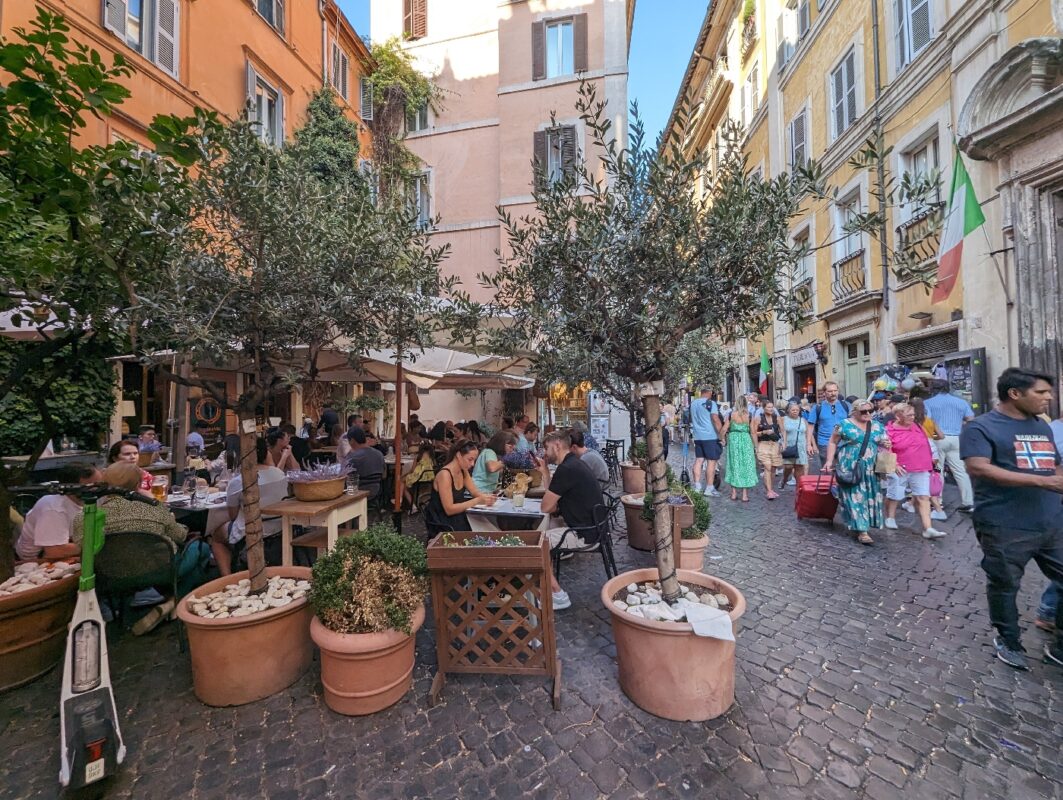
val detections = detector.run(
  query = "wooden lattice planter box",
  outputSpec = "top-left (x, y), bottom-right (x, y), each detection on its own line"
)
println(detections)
top-left (426, 530), bottom-right (560, 709)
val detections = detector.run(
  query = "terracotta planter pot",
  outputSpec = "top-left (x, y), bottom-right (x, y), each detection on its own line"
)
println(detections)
top-left (621, 462), bottom-right (646, 494)
top-left (678, 535), bottom-right (710, 572)
top-left (600, 568), bottom-right (746, 721)
top-left (176, 566), bottom-right (314, 707)
top-left (0, 572), bottom-right (78, 692)
top-left (621, 494), bottom-right (654, 552)
top-left (310, 604), bottom-right (425, 715)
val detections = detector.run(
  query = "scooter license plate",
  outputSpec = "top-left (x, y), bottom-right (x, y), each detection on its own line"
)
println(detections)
top-left (85, 759), bottom-right (105, 784)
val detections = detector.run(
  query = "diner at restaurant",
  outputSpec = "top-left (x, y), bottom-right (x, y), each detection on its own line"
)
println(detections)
top-left (425, 439), bottom-right (497, 532)
top-left (14, 463), bottom-right (102, 560)
top-left (344, 427), bottom-right (385, 500)
top-left (472, 431), bottom-right (519, 494)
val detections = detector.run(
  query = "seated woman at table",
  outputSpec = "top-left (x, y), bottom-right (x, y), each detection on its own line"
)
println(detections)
top-left (427, 421), bottom-right (449, 453)
top-left (107, 440), bottom-right (154, 496)
top-left (472, 431), bottom-right (518, 495)
top-left (15, 463), bottom-right (102, 560)
top-left (466, 420), bottom-right (487, 447)
top-left (264, 427), bottom-right (299, 473)
top-left (425, 439), bottom-right (496, 532)
top-left (403, 443), bottom-right (437, 512)
top-left (73, 463), bottom-right (187, 548)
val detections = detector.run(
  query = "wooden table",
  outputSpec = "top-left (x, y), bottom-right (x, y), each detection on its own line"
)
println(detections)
top-left (262, 491), bottom-right (369, 566)
top-left (467, 497), bottom-right (551, 533)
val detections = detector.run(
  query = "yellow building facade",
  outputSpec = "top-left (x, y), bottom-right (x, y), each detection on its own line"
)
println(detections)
top-left (668, 0), bottom-right (1060, 410)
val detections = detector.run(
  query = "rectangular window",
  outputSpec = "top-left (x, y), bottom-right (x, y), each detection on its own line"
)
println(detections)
top-left (256, 0), bottom-right (284, 34)
top-left (798, 0), bottom-right (811, 37)
top-left (788, 110), bottom-right (807, 169)
top-left (835, 193), bottom-right (861, 258)
top-left (331, 42), bottom-right (349, 101)
top-left (904, 134), bottom-right (941, 212)
top-left (546, 20), bottom-right (574, 78)
top-left (896, 0), bottom-right (932, 69)
top-left (533, 126), bottom-right (578, 185)
top-left (410, 173), bottom-right (431, 228)
top-left (830, 48), bottom-right (857, 139)
top-left (793, 229), bottom-right (813, 284)
top-left (102, 0), bottom-right (179, 77)
top-left (532, 15), bottom-right (587, 81)
top-left (406, 102), bottom-right (429, 133)
top-left (126, 0), bottom-right (144, 51)
top-left (403, 0), bottom-right (427, 40)
top-left (247, 66), bottom-right (284, 147)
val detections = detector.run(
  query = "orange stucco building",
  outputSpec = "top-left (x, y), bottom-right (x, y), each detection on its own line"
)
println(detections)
top-left (1, 0), bottom-right (374, 152)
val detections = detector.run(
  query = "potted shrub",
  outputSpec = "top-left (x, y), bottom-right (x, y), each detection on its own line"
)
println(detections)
top-left (620, 439), bottom-right (648, 494)
top-left (308, 524), bottom-right (427, 715)
top-left (621, 493), bottom-right (654, 551)
top-left (675, 487), bottom-right (711, 571)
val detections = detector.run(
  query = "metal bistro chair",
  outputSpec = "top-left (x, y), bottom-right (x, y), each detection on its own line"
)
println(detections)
top-left (550, 504), bottom-right (617, 583)
top-left (602, 441), bottom-right (622, 486)
top-left (602, 489), bottom-right (622, 532)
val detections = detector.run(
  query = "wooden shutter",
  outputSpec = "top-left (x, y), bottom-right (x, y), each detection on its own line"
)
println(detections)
top-left (246, 62), bottom-right (257, 124)
top-left (360, 77), bottom-right (373, 121)
top-left (532, 130), bottom-right (547, 185)
top-left (403, 0), bottom-right (413, 36)
top-left (103, 0), bottom-right (127, 38)
top-left (331, 43), bottom-right (349, 100)
top-left (573, 14), bottom-right (588, 72)
top-left (412, 0), bottom-right (427, 39)
top-left (776, 15), bottom-right (788, 69)
top-left (750, 64), bottom-right (759, 112)
top-left (791, 111), bottom-right (806, 167)
top-left (560, 126), bottom-right (578, 176)
top-left (798, 0), bottom-right (810, 36)
top-left (910, 0), bottom-right (931, 53)
top-left (276, 90), bottom-right (286, 145)
top-left (275, 0), bottom-right (285, 35)
top-left (532, 21), bottom-right (546, 81)
top-left (155, 0), bottom-right (179, 78)
top-left (844, 51), bottom-right (857, 127)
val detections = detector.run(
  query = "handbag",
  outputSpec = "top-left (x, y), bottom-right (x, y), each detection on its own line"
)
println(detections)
top-left (875, 451), bottom-right (897, 475)
top-left (834, 423), bottom-right (872, 487)
top-left (782, 444), bottom-right (799, 459)
top-left (930, 469), bottom-right (944, 497)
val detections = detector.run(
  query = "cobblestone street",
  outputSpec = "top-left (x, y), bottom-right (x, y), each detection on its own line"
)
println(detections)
top-left (2, 468), bottom-right (1060, 800)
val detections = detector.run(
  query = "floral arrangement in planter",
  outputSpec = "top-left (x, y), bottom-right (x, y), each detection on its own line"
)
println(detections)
top-left (285, 462), bottom-right (351, 483)
top-left (285, 462), bottom-right (352, 501)
top-left (501, 450), bottom-right (535, 470)
top-left (309, 523), bottom-right (427, 635)
top-left (441, 533), bottom-right (524, 547)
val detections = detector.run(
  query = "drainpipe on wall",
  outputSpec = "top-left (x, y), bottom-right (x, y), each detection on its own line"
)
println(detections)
top-left (869, 0), bottom-right (890, 318)
top-left (320, 1), bottom-right (329, 88)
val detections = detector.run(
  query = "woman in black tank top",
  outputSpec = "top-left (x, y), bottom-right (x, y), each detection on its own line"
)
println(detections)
top-left (426, 439), bottom-right (497, 535)
top-left (755, 402), bottom-right (783, 500)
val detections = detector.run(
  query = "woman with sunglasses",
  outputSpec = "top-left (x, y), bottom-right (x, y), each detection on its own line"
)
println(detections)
top-left (823, 401), bottom-right (892, 545)
top-left (425, 438), bottom-right (497, 532)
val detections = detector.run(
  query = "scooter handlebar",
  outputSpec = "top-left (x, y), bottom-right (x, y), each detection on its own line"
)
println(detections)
top-left (9, 483), bottom-right (159, 505)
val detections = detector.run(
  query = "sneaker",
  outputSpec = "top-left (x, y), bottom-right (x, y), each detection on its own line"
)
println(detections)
top-left (705, 487), bottom-right (721, 498)
top-left (1035, 618), bottom-right (1057, 634)
top-left (131, 598), bottom-right (175, 635)
top-left (130, 587), bottom-right (166, 608)
top-left (922, 528), bottom-right (946, 539)
top-left (930, 510), bottom-right (948, 521)
top-left (957, 505), bottom-right (974, 514)
top-left (787, 477), bottom-right (796, 486)
top-left (552, 590), bottom-right (572, 610)
top-left (1044, 642), bottom-right (1063, 668)
top-left (994, 637), bottom-right (1029, 670)
top-left (901, 501), bottom-right (915, 514)
top-left (884, 518), bottom-right (898, 530)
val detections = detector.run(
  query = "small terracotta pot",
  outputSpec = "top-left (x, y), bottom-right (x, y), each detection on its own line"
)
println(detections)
top-left (678, 534), bottom-right (710, 571)
top-left (601, 568), bottom-right (746, 721)
top-left (176, 566), bottom-right (314, 707)
top-left (622, 494), bottom-right (654, 551)
top-left (310, 604), bottom-right (425, 715)
top-left (621, 462), bottom-right (647, 494)
top-left (0, 571), bottom-right (78, 692)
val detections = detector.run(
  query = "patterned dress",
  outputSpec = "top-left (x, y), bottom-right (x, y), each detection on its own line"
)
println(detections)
top-left (835, 418), bottom-right (887, 532)
top-left (725, 422), bottom-right (759, 489)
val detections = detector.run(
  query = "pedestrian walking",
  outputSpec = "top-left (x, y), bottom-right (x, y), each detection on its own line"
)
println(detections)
top-left (780, 401), bottom-right (808, 487)
top-left (911, 397), bottom-right (948, 521)
top-left (755, 401), bottom-right (783, 499)
top-left (925, 380), bottom-right (976, 512)
top-left (804, 381), bottom-right (850, 467)
top-left (822, 400), bottom-right (891, 546)
top-left (960, 367), bottom-right (1063, 670)
top-left (689, 387), bottom-right (723, 497)
top-left (721, 406), bottom-right (758, 502)
top-left (884, 403), bottom-right (944, 539)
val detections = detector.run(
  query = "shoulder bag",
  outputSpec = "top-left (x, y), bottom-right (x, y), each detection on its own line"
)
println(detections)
top-left (833, 423), bottom-right (872, 487)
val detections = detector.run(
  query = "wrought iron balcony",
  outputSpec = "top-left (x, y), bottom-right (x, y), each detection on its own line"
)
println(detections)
top-left (742, 16), bottom-right (758, 58)
top-left (794, 278), bottom-right (814, 317)
top-left (830, 249), bottom-right (867, 304)
top-left (896, 202), bottom-right (944, 275)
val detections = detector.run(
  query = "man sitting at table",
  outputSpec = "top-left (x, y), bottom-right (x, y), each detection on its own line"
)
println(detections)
top-left (569, 429), bottom-right (610, 494)
top-left (534, 431), bottom-right (603, 611)
top-left (212, 439), bottom-right (288, 575)
top-left (137, 425), bottom-right (161, 455)
top-left (345, 427), bottom-right (386, 500)
top-left (15, 464), bottom-right (102, 560)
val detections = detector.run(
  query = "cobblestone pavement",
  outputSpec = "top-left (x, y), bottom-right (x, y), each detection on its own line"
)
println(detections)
top-left (2, 462), bottom-right (1061, 800)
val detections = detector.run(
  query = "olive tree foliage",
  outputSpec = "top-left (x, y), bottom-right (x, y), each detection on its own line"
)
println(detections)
top-left (665, 332), bottom-right (738, 399)
top-left (134, 95), bottom-right (459, 593)
top-left (477, 82), bottom-right (814, 600)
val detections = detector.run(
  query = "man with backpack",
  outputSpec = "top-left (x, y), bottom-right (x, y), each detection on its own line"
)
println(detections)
top-left (690, 386), bottom-right (724, 497)
top-left (805, 381), bottom-right (850, 468)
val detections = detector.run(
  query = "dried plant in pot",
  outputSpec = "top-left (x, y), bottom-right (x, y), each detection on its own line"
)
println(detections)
top-left (308, 524), bottom-right (428, 715)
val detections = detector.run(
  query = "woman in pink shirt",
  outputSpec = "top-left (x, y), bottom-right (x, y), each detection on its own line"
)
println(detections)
top-left (884, 403), bottom-right (944, 539)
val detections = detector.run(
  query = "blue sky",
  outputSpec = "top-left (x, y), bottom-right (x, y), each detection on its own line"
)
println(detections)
top-left (335, 0), bottom-right (706, 143)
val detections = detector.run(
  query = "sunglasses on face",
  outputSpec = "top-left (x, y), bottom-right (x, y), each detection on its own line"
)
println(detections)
top-left (857, 408), bottom-right (873, 414)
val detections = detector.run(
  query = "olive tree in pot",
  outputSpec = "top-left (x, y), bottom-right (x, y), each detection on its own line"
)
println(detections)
top-left (474, 84), bottom-right (813, 719)
top-left (308, 524), bottom-right (428, 715)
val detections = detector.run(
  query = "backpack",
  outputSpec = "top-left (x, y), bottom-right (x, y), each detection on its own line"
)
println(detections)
top-left (176, 537), bottom-right (219, 599)
top-left (812, 399), bottom-right (850, 441)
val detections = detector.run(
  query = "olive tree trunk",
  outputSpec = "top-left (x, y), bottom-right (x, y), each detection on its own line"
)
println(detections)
top-left (236, 411), bottom-right (267, 594)
top-left (640, 391), bottom-right (681, 601)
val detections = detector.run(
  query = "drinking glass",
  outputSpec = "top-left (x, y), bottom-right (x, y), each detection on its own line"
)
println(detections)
top-left (194, 480), bottom-right (208, 506)
top-left (151, 476), bottom-right (168, 502)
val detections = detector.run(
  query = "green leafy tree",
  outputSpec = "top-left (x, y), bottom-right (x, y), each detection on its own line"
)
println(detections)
top-left (477, 84), bottom-right (812, 600)
top-left (665, 331), bottom-right (738, 398)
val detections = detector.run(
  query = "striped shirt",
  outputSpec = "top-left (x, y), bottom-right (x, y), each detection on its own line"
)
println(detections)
top-left (924, 393), bottom-right (975, 436)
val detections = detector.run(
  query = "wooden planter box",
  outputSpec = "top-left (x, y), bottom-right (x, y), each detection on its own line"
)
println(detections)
top-left (426, 530), bottom-right (560, 709)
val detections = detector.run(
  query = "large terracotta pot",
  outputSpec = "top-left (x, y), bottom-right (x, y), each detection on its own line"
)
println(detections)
top-left (310, 604), bottom-right (425, 715)
top-left (176, 566), bottom-right (314, 707)
top-left (622, 494), bottom-right (654, 551)
top-left (0, 572), bottom-right (78, 692)
top-left (601, 568), bottom-right (746, 721)
top-left (621, 462), bottom-right (647, 494)
top-left (678, 535), bottom-right (710, 571)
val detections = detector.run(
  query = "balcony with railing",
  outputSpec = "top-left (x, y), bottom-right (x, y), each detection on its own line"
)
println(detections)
top-left (896, 202), bottom-right (944, 283)
top-left (794, 278), bottom-right (815, 318)
top-left (830, 249), bottom-right (867, 304)
top-left (741, 15), bottom-right (758, 59)
top-left (704, 52), bottom-right (730, 100)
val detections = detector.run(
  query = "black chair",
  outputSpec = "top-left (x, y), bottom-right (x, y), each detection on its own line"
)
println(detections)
top-left (550, 504), bottom-right (617, 582)
top-left (358, 472), bottom-right (387, 518)
top-left (602, 442), bottom-right (621, 486)
top-left (605, 438), bottom-right (626, 464)
top-left (602, 490), bottom-right (622, 531)
top-left (421, 497), bottom-right (456, 540)
top-left (95, 531), bottom-right (182, 648)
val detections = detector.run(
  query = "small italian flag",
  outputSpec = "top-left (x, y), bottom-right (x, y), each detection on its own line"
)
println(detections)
top-left (758, 343), bottom-right (771, 395)
top-left (933, 151), bottom-right (985, 303)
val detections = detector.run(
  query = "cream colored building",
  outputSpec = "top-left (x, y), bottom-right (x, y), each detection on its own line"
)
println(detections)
top-left (667, 0), bottom-right (1059, 411)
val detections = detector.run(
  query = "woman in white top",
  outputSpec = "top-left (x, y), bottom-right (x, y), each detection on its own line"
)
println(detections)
top-left (15, 464), bottom-right (102, 560)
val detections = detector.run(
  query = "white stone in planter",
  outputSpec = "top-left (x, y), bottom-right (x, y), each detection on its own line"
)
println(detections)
top-left (612, 600), bottom-right (629, 611)
top-left (187, 576), bottom-right (304, 619)
top-left (626, 583), bottom-right (638, 594)
top-left (0, 561), bottom-right (80, 596)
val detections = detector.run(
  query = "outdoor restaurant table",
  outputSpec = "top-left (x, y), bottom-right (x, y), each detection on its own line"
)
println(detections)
top-left (466, 497), bottom-right (551, 533)
top-left (384, 453), bottom-right (415, 476)
top-left (167, 491), bottom-right (229, 535)
top-left (144, 461), bottom-right (176, 479)
top-left (262, 490), bottom-right (369, 567)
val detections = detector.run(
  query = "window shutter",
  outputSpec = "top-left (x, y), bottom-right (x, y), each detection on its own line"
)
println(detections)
top-left (910, 0), bottom-right (931, 53)
top-left (751, 64), bottom-right (759, 112)
top-left (532, 130), bottom-right (547, 185)
top-left (740, 83), bottom-right (747, 125)
top-left (844, 52), bottom-right (857, 127)
top-left (412, 0), bottom-right (427, 39)
top-left (403, 0), bottom-right (413, 36)
top-left (155, 0), bottom-right (179, 78)
top-left (573, 14), bottom-right (589, 72)
top-left (532, 21), bottom-right (546, 81)
top-left (246, 62), bottom-right (257, 124)
top-left (360, 77), bottom-right (374, 121)
top-left (275, 0), bottom-right (285, 35)
top-left (776, 15), bottom-right (788, 69)
top-left (340, 53), bottom-right (349, 100)
top-left (560, 126), bottom-right (578, 175)
top-left (832, 65), bottom-right (844, 137)
top-left (791, 111), bottom-right (806, 166)
top-left (798, 1), bottom-right (810, 36)
top-left (103, 0), bottom-right (128, 38)
top-left (895, 0), bottom-right (908, 66)
top-left (277, 91), bottom-right (286, 144)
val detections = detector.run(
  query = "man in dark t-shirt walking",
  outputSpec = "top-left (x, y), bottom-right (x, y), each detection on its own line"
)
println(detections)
top-left (961, 367), bottom-right (1063, 671)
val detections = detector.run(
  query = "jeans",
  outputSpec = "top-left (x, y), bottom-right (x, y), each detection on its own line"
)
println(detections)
top-left (1039, 581), bottom-right (1061, 622)
top-left (938, 435), bottom-right (973, 506)
top-left (975, 525), bottom-right (1063, 648)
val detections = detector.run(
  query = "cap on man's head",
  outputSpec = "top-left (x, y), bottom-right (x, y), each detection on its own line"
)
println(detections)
top-left (346, 427), bottom-right (367, 444)
top-left (870, 390), bottom-right (889, 401)
top-left (700, 386), bottom-right (712, 394)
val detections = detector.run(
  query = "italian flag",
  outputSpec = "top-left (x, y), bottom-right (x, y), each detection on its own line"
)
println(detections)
top-left (758, 343), bottom-right (771, 394)
top-left (933, 151), bottom-right (985, 303)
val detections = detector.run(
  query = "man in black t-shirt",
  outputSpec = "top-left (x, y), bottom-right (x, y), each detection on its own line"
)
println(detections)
top-left (961, 367), bottom-right (1063, 671)
top-left (535, 430), bottom-right (603, 611)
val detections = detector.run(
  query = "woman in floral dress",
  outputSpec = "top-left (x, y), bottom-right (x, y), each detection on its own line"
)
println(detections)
top-left (721, 407), bottom-right (759, 501)
top-left (823, 400), bottom-right (892, 545)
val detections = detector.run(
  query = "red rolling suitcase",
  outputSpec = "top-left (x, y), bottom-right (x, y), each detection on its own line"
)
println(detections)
top-left (796, 474), bottom-right (838, 521)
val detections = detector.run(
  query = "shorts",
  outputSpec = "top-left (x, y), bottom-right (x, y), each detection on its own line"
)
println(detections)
top-left (756, 441), bottom-right (782, 468)
top-left (694, 440), bottom-right (723, 461)
top-left (885, 470), bottom-right (931, 501)
top-left (546, 527), bottom-right (590, 549)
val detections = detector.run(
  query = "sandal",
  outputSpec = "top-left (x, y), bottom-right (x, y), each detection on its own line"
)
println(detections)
top-left (742, 495), bottom-right (750, 502)
top-left (730, 493), bottom-right (738, 501)
top-left (857, 532), bottom-right (874, 545)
